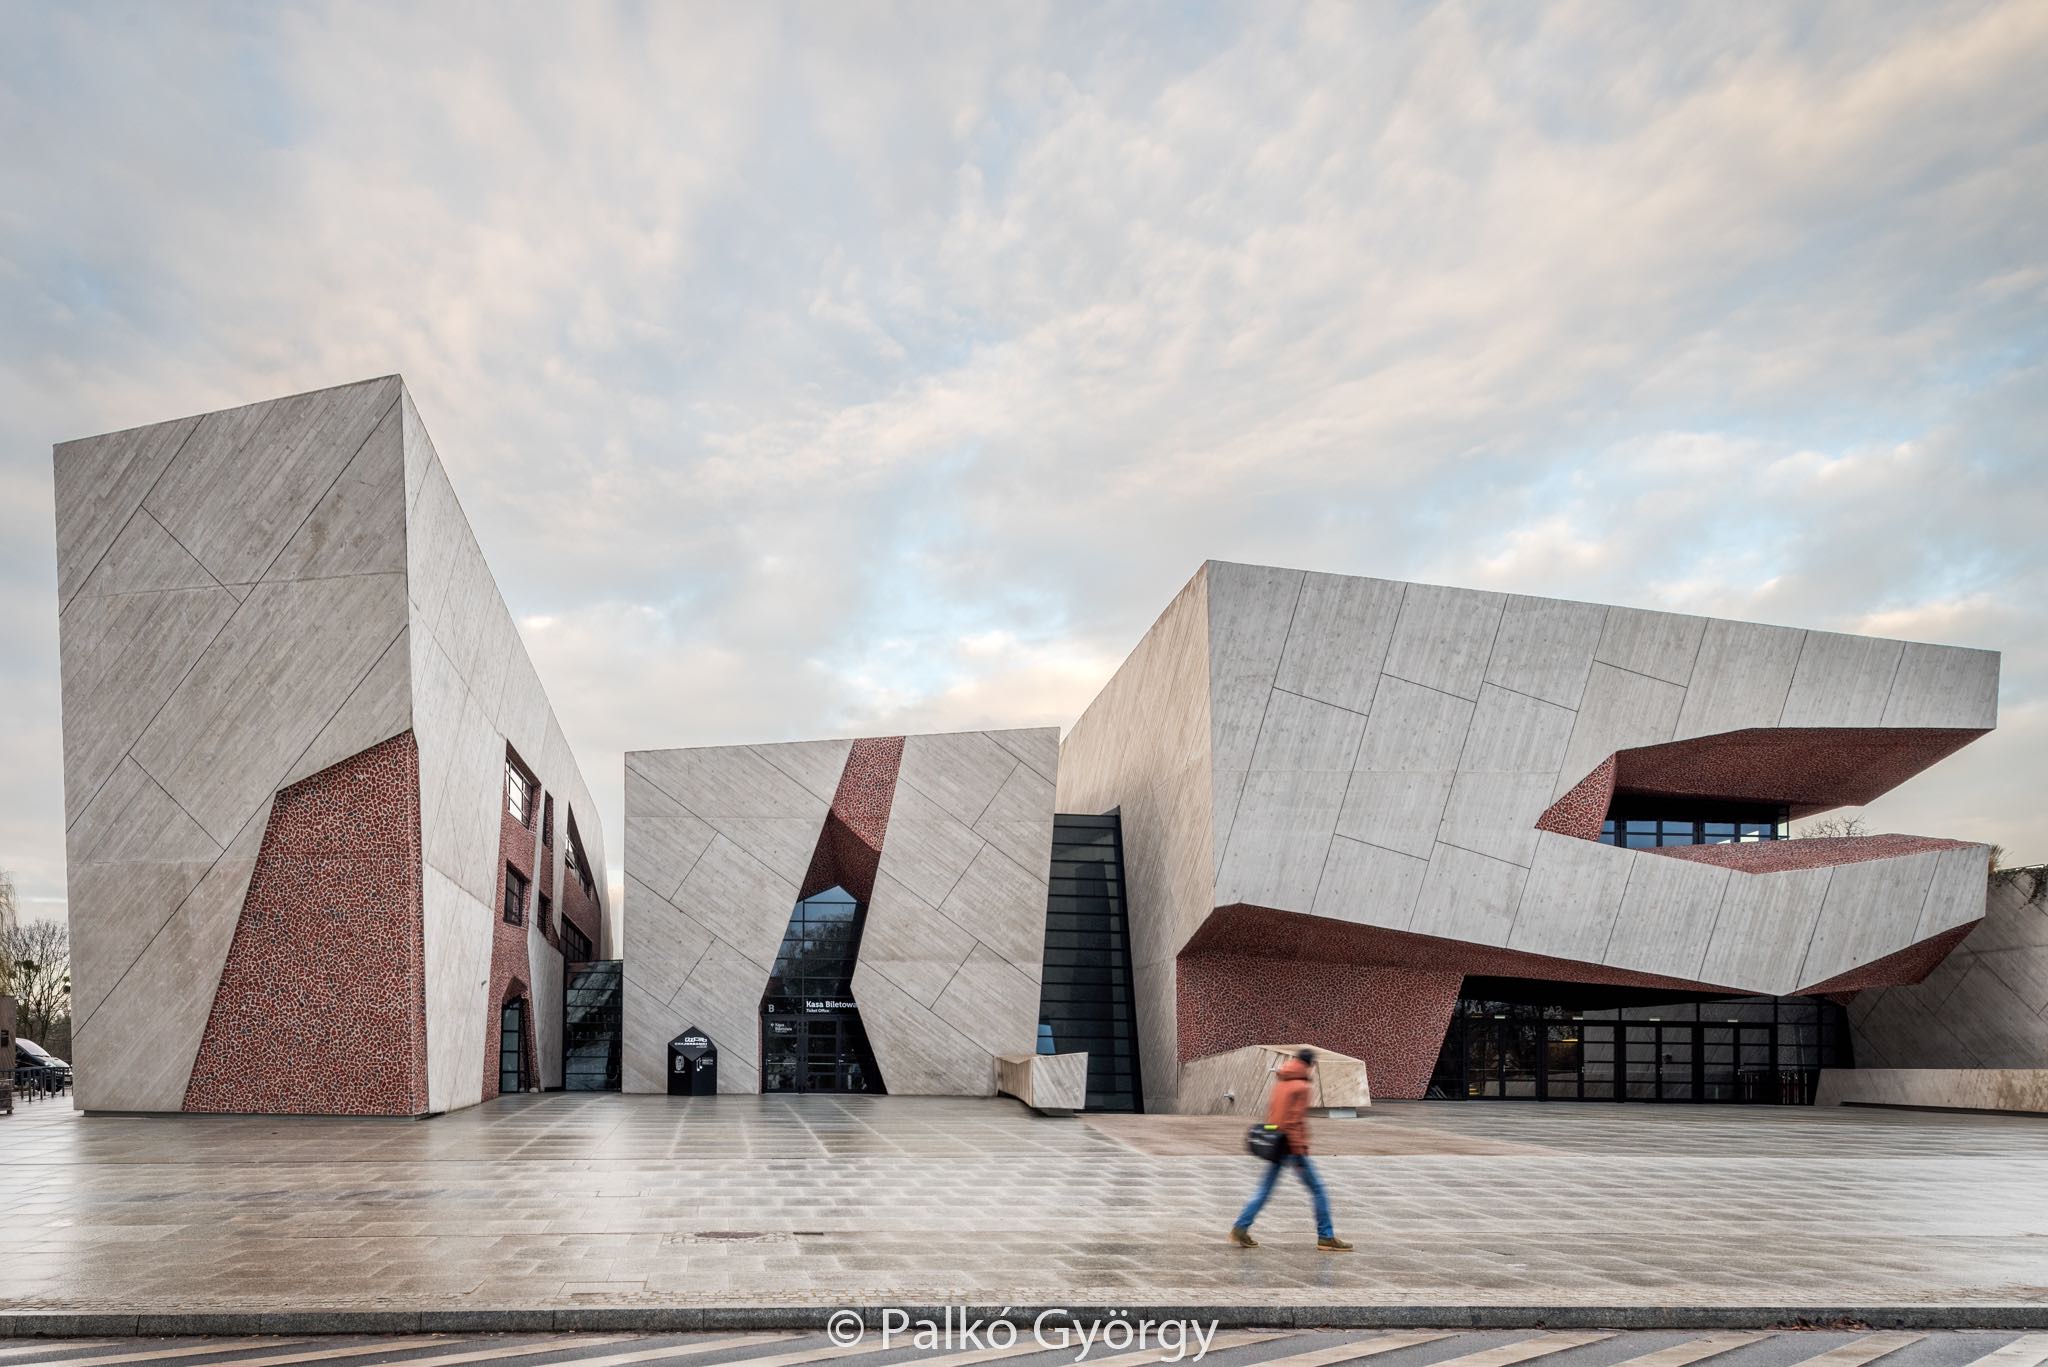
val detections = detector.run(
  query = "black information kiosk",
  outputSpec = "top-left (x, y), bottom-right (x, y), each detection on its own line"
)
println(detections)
top-left (667, 1027), bottom-right (717, 1096)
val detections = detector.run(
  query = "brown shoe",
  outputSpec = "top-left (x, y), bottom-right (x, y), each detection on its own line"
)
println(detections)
top-left (1229, 1225), bottom-right (1258, 1248)
top-left (1317, 1235), bottom-right (1354, 1252)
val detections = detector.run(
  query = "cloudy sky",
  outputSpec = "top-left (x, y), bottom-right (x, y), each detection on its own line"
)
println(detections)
top-left (3, 1), bottom-right (2045, 923)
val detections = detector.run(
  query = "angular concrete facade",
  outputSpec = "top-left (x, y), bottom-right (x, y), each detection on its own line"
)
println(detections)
top-left (1057, 561), bottom-right (1999, 1111)
top-left (1846, 867), bottom-right (2048, 1072)
top-left (55, 376), bottom-right (609, 1115)
top-left (622, 728), bottom-right (1058, 1095)
top-left (58, 384), bottom-right (2019, 1115)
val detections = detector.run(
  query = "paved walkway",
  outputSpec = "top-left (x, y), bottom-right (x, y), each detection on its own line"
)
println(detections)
top-left (1, 1328), bottom-right (2047, 1367)
top-left (4, 1095), bottom-right (2048, 1316)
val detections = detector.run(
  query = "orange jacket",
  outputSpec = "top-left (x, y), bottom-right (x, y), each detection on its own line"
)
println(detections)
top-left (1265, 1058), bottom-right (1313, 1155)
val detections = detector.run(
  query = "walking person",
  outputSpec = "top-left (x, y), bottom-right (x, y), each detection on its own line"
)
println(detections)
top-left (1230, 1048), bottom-right (1352, 1250)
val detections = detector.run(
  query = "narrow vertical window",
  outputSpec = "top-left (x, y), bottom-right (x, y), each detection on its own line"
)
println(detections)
top-left (500, 998), bottom-right (528, 1094)
top-left (506, 760), bottom-right (534, 826)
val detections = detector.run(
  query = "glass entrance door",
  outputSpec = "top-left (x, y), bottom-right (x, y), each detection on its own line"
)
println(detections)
top-left (1462, 1017), bottom-right (1545, 1098)
top-left (761, 1013), bottom-right (872, 1093)
top-left (1430, 990), bottom-right (1850, 1104)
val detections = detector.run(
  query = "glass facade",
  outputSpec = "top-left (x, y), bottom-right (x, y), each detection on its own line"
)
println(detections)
top-left (1429, 979), bottom-right (1850, 1104)
top-left (1599, 796), bottom-right (1788, 848)
top-left (563, 959), bottom-right (622, 1091)
top-left (1036, 813), bottom-right (1144, 1112)
top-left (758, 886), bottom-right (884, 1093)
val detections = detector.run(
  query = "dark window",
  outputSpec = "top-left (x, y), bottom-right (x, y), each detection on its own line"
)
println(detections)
top-left (565, 814), bottom-right (595, 896)
top-left (562, 918), bottom-right (593, 964)
top-left (1598, 797), bottom-right (1788, 847)
top-left (503, 866), bottom-right (528, 925)
top-left (1035, 812), bottom-right (1144, 1112)
top-left (499, 997), bottom-right (529, 1094)
top-left (506, 760), bottom-right (534, 826)
top-left (537, 892), bottom-right (552, 937)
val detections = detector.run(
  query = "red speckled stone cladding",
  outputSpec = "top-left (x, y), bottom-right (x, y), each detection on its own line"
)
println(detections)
top-left (482, 765), bottom-right (542, 1100)
top-left (799, 736), bottom-right (906, 904)
top-left (1177, 954), bottom-right (1462, 1100)
top-left (1188, 903), bottom-right (1740, 993)
top-left (1541, 728), bottom-right (1987, 842)
top-left (1177, 892), bottom-right (1986, 1097)
top-left (1178, 904), bottom-right (1754, 1100)
top-left (184, 731), bottom-right (428, 1115)
top-left (1651, 832), bottom-right (1972, 873)
top-left (1536, 756), bottom-right (1613, 840)
top-left (1800, 920), bottom-right (1980, 994)
top-left (1611, 726), bottom-right (1985, 816)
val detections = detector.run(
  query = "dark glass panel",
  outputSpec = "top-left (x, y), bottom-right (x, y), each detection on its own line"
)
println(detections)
top-left (1035, 813), bottom-right (1143, 1112)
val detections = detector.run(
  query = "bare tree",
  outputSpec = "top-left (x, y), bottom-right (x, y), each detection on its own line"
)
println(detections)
top-left (1793, 814), bottom-right (1869, 840)
top-left (6, 918), bottom-right (70, 1047)
top-left (0, 869), bottom-right (17, 996)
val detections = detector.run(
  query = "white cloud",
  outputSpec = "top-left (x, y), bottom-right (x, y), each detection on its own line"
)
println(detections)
top-left (3, 0), bottom-right (2046, 924)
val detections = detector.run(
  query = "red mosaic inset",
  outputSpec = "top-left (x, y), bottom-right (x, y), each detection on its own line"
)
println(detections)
top-left (799, 735), bottom-right (906, 904)
top-left (1536, 756), bottom-right (1613, 841)
top-left (1651, 831), bottom-right (1972, 874)
top-left (1177, 954), bottom-right (1462, 1100)
top-left (1539, 727), bottom-right (1987, 837)
top-left (184, 732), bottom-right (428, 1115)
top-left (1799, 919), bottom-right (1981, 995)
top-left (1610, 726), bottom-right (1986, 816)
top-left (1176, 903), bottom-right (1753, 1101)
top-left (1187, 903), bottom-right (1742, 992)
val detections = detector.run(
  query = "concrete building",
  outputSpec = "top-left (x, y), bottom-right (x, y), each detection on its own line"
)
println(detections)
top-left (621, 730), bottom-right (1068, 1098)
top-left (53, 376), bottom-right (611, 1115)
top-left (1058, 561), bottom-right (2001, 1110)
top-left (619, 561), bottom-right (2010, 1112)
top-left (55, 376), bottom-right (2030, 1115)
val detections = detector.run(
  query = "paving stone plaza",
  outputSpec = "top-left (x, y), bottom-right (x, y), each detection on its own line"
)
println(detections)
top-left (5, 1095), bottom-right (2047, 1321)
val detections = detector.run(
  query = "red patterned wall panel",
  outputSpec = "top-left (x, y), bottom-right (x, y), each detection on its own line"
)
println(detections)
top-left (799, 735), bottom-right (906, 903)
top-left (1536, 756), bottom-right (1614, 840)
top-left (1177, 954), bottom-right (1463, 1100)
top-left (1799, 919), bottom-right (1981, 994)
top-left (1649, 831), bottom-right (1970, 873)
top-left (184, 732), bottom-right (427, 1115)
top-left (1540, 727), bottom-right (1988, 835)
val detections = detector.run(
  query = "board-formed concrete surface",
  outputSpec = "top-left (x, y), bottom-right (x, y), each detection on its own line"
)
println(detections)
top-left (1052, 562), bottom-right (2002, 1110)
top-left (622, 729), bottom-right (1058, 1097)
top-left (5, 1095), bottom-right (2047, 1318)
top-left (52, 376), bottom-right (611, 1117)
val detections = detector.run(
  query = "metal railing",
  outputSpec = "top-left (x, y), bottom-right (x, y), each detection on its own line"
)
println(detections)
top-left (1, 1065), bottom-right (73, 1113)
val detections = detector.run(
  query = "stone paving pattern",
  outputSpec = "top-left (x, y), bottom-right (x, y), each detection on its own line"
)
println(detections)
top-left (5, 1095), bottom-right (2047, 1312)
top-left (5, 1331), bottom-right (2048, 1367)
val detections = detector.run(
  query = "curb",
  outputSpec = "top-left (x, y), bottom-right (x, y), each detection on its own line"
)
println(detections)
top-left (7, 1305), bottom-right (2048, 1337)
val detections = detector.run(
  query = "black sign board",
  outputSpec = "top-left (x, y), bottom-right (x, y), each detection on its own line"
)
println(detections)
top-left (668, 1027), bottom-right (717, 1096)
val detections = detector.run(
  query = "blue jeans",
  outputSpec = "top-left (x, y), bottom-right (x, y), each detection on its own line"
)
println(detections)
top-left (1236, 1153), bottom-right (1334, 1239)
